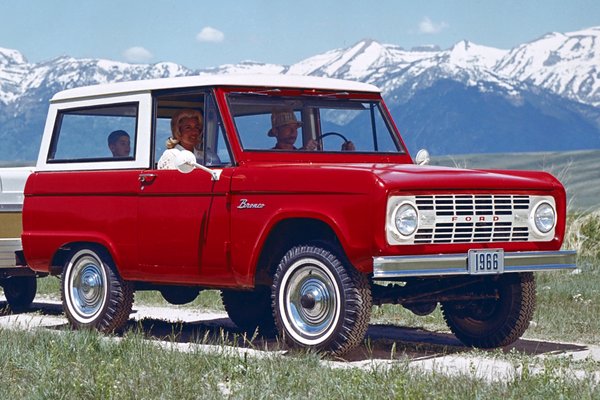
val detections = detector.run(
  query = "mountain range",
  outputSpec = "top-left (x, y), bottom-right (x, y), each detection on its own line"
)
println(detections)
top-left (1, 26), bottom-right (599, 161)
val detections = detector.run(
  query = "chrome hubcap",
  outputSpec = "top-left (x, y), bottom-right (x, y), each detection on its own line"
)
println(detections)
top-left (70, 255), bottom-right (106, 318)
top-left (284, 260), bottom-right (339, 340)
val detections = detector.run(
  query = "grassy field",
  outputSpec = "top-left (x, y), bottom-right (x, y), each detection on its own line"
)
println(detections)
top-left (0, 327), bottom-right (598, 399)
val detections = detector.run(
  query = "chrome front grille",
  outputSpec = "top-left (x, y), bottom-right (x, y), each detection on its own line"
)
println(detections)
top-left (414, 195), bottom-right (530, 244)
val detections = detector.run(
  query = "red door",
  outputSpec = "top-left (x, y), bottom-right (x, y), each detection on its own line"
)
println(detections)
top-left (135, 168), bottom-right (233, 285)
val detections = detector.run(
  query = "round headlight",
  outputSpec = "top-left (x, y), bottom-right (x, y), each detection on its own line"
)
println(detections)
top-left (394, 203), bottom-right (418, 237)
top-left (534, 202), bottom-right (555, 234)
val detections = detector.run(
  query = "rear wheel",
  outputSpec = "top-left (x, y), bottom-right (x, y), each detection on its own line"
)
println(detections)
top-left (272, 245), bottom-right (371, 356)
top-left (441, 272), bottom-right (536, 348)
top-left (61, 247), bottom-right (134, 333)
top-left (3, 276), bottom-right (36, 311)
top-left (221, 286), bottom-right (276, 336)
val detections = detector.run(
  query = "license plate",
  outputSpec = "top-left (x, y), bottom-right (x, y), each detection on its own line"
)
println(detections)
top-left (468, 249), bottom-right (504, 275)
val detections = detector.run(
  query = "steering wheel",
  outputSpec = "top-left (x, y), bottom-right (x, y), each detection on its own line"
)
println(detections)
top-left (315, 131), bottom-right (350, 145)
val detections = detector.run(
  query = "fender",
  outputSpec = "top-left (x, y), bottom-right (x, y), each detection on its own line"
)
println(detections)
top-left (233, 202), bottom-right (375, 288)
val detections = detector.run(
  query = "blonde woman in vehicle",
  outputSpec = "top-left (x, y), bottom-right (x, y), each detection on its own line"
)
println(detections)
top-left (157, 109), bottom-right (220, 169)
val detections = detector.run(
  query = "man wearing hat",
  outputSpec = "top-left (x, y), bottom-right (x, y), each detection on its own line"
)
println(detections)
top-left (269, 108), bottom-right (318, 150)
top-left (268, 108), bottom-right (356, 151)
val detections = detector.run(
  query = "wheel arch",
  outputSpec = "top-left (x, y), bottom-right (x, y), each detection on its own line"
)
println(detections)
top-left (49, 240), bottom-right (119, 275)
top-left (252, 216), bottom-right (347, 286)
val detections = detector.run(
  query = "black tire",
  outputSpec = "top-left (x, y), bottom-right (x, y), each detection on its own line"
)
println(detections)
top-left (3, 276), bottom-right (37, 311)
top-left (160, 287), bottom-right (200, 305)
top-left (272, 245), bottom-right (372, 356)
top-left (221, 286), bottom-right (276, 336)
top-left (441, 272), bottom-right (536, 348)
top-left (61, 246), bottom-right (134, 333)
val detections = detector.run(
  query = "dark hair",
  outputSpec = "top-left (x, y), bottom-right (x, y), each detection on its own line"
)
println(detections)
top-left (108, 130), bottom-right (129, 145)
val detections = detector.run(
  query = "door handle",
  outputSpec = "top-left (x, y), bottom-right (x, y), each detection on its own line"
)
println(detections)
top-left (139, 173), bottom-right (157, 184)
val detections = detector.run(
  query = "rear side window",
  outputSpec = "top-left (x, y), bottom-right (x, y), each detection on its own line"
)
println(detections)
top-left (48, 103), bottom-right (138, 162)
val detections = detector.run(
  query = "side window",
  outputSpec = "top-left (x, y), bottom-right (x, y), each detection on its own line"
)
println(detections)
top-left (153, 91), bottom-right (232, 168)
top-left (154, 117), bottom-right (171, 163)
top-left (48, 104), bottom-right (137, 162)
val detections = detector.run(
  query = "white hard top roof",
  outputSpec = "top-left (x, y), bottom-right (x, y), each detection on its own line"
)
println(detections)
top-left (51, 74), bottom-right (381, 102)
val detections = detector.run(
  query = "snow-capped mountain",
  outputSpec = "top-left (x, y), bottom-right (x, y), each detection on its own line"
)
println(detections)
top-left (290, 39), bottom-right (509, 90)
top-left (495, 27), bottom-right (600, 107)
top-left (0, 47), bottom-right (30, 104)
top-left (1, 26), bottom-right (599, 161)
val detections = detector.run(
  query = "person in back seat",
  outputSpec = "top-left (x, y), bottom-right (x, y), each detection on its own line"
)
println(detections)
top-left (107, 130), bottom-right (131, 157)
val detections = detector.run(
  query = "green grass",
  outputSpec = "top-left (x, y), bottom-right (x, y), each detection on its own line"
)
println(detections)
top-left (529, 211), bottom-right (600, 343)
top-left (0, 328), bottom-right (598, 399)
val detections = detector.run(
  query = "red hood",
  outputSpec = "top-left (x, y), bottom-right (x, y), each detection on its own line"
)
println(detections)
top-left (360, 163), bottom-right (563, 192)
top-left (232, 162), bottom-right (564, 195)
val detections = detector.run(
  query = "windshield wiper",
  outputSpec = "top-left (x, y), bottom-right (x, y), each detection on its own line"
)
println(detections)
top-left (230, 89), bottom-right (282, 96)
top-left (301, 91), bottom-right (350, 98)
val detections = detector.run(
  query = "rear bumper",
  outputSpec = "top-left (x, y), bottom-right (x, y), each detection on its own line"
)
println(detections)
top-left (373, 250), bottom-right (577, 279)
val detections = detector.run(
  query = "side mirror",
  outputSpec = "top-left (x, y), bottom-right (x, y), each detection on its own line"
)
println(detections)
top-left (175, 149), bottom-right (197, 173)
top-left (415, 149), bottom-right (430, 166)
top-left (175, 150), bottom-right (221, 181)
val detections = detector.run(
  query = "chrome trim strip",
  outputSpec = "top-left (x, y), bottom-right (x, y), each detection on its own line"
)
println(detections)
top-left (0, 204), bottom-right (23, 212)
top-left (372, 250), bottom-right (577, 279)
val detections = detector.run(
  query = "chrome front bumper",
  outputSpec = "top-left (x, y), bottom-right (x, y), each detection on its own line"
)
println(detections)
top-left (373, 250), bottom-right (577, 279)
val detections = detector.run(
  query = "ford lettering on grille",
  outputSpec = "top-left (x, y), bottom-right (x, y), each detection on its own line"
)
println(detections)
top-left (414, 195), bottom-right (531, 244)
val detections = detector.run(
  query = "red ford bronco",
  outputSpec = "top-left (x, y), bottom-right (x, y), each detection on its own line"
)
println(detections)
top-left (21, 75), bottom-right (576, 355)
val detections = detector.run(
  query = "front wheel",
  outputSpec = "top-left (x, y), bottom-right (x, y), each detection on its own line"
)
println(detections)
top-left (61, 247), bottom-right (134, 333)
top-left (441, 272), bottom-right (536, 348)
top-left (272, 245), bottom-right (371, 356)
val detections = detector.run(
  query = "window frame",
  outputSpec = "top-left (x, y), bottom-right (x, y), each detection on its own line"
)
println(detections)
top-left (151, 88), bottom-right (234, 169)
top-left (47, 102), bottom-right (139, 163)
top-left (226, 91), bottom-right (405, 154)
top-left (37, 94), bottom-right (152, 171)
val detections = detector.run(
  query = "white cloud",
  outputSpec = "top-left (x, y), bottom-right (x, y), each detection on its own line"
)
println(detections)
top-left (122, 46), bottom-right (153, 63)
top-left (196, 26), bottom-right (225, 43)
top-left (418, 17), bottom-right (449, 34)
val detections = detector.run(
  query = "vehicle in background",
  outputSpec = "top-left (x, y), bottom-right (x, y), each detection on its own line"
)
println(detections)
top-left (0, 164), bottom-right (42, 310)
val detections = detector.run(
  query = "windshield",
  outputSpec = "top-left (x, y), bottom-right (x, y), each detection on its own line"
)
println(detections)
top-left (227, 92), bottom-right (404, 153)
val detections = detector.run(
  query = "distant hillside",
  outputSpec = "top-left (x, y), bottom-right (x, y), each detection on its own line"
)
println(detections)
top-left (433, 149), bottom-right (600, 212)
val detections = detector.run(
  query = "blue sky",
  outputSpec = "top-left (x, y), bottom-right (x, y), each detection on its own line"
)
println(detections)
top-left (1, 0), bottom-right (598, 69)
